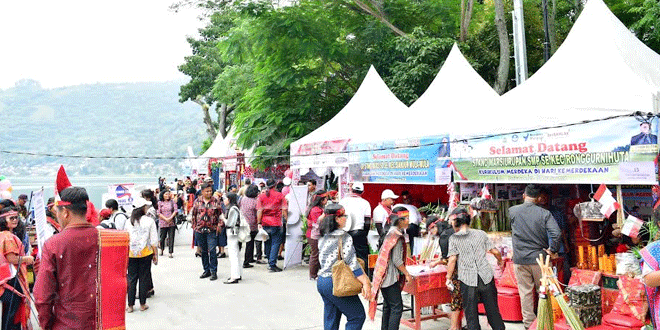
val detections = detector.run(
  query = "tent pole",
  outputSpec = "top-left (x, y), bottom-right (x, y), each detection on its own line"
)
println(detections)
top-left (616, 185), bottom-right (624, 227)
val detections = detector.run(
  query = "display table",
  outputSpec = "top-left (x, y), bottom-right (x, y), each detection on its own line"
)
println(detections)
top-left (400, 265), bottom-right (451, 330)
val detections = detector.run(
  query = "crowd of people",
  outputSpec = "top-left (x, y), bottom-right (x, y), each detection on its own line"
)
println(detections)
top-left (310, 183), bottom-right (563, 330)
top-left (3, 176), bottom-right (660, 330)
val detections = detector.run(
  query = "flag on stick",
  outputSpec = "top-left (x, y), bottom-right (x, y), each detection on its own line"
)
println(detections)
top-left (481, 185), bottom-right (492, 199)
top-left (593, 184), bottom-right (620, 218)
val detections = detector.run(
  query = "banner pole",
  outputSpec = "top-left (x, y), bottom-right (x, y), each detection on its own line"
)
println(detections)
top-left (616, 184), bottom-right (624, 227)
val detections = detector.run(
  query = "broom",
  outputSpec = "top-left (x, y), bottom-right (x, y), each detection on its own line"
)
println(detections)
top-left (535, 256), bottom-right (554, 330)
top-left (538, 254), bottom-right (585, 330)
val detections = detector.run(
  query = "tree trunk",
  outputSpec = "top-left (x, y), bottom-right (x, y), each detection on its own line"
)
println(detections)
top-left (194, 97), bottom-right (217, 140)
top-left (549, 0), bottom-right (558, 53)
top-left (493, 0), bottom-right (510, 94)
top-left (353, 0), bottom-right (407, 36)
top-left (217, 103), bottom-right (235, 139)
top-left (460, 0), bottom-right (476, 42)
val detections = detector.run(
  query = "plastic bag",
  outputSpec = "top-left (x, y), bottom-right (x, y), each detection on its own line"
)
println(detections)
top-left (573, 201), bottom-right (604, 220)
top-left (615, 252), bottom-right (641, 276)
top-left (469, 197), bottom-right (498, 211)
top-left (255, 228), bottom-right (269, 242)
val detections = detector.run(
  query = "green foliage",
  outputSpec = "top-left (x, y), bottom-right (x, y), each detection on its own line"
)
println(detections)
top-left (200, 137), bottom-right (213, 154)
top-left (383, 28), bottom-right (455, 105)
top-left (179, 0), bottom-right (660, 165)
top-left (629, 0), bottom-right (660, 52)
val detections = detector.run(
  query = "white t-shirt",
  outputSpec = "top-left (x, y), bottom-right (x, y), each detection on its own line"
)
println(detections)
top-left (110, 211), bottom-right (129, 231)
top-left (339, 195), bottom-right (371, 231)
top-left (126, 215), bottom-right (158, 257)
top-left (373, 204), bottom-right (390, 225)
top-left (393, 204), bottom-right (422, 225)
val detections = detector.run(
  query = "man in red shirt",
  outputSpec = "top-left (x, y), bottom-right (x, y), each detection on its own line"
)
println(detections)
top-left (257, 179), bottom-right (288, 272)
top-left (34, 186), bottom-right (129, 330)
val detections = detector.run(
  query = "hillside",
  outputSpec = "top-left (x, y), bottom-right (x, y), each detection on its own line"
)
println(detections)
top-left (0, 79), bottom-right (205, 177)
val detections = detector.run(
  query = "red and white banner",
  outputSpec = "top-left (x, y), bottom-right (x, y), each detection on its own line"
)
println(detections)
top-left (294, 139), bottom-right (350, 156)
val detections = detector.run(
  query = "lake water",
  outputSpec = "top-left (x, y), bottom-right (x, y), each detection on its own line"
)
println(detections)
top-left (11, 176), bottom-right (159, 207)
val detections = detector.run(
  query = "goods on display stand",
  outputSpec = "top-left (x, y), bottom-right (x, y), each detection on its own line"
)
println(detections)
top-left (567, 285), bottom-right (602, 328)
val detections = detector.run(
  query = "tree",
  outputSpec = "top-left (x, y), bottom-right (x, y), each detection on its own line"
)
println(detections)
top-left (178, 2), bottom-right (270, 140)
top-left (492, 0), bottom-right (509, 93)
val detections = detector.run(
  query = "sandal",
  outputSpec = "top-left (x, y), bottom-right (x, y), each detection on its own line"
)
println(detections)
top-left (126, 306), bottom-right (134, 313)
top-left (140, 304), bottom-right (149, 311)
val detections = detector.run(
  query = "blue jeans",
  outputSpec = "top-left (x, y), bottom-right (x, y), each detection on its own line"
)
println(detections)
top-left (317, 276), bottom-right (366, 330)
top-left (195, 231), bottom-right (218, 273)
top-left (263, 225), bottom-right (283, 268)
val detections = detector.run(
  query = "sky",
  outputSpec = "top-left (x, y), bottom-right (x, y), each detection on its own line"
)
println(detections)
top-left (0, 0), bottom-right (204, 89)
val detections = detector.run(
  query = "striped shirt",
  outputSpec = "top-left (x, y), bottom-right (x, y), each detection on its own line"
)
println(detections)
top-left (318, 230), bottom-right (364, 278)
top-left (447, 228), bottom-right (494, 287)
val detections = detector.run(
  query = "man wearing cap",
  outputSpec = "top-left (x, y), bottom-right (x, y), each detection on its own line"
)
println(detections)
top-left (257, 179), bottom-right (288, 272)
top-left (34, 186), bottom-right (129, 330)
top-left (191, 182), bottom-right (223, 281)
top-left (339, 182), bottom-right (371, 264)
top-left (16, 194), bottom-right (28, 220)
top-left (373, 189), bottom-right (398, 237)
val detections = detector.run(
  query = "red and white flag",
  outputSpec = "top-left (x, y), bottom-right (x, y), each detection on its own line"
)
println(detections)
top-left (621, 215), bottom-right (644, 239)
top-left (481, 185), bottom-right (492, 199)
top-left (447, 161), bottom-right (467, 180)
top-left (593, 184), bottom-right (620, 218)
top-left (447, 183), bottom-right (459, 215)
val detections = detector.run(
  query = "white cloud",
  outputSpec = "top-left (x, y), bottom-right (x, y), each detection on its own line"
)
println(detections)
top-left (0, 0), bottom-right (203, 89)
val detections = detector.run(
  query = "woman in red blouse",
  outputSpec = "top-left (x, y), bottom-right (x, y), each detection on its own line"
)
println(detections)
top-left (0, 207), bottom-right (34, 330)
top-left (307, 190), bottom-right (328, 280)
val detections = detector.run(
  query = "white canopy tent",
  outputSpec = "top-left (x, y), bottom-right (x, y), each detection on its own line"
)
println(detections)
top-left (290, 66), bottom-right (408, 176)
top-left (405, 43), bottom-right (500, 138)
top-left (487, 0), bottom-right (660, 134)
top-left (196, 128), bottom-right (252, 175)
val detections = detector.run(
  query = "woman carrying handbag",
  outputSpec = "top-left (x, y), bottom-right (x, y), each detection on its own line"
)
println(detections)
top-left (223, 192), bottom-right (242, 284)
top-left (317, 204), bottom-right (371, 330)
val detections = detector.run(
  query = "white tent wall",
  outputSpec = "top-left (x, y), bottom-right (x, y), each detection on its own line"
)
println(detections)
top-left (290, 66), bottom-right (408, 176)
top-left (196, 127), bottom-right (253, 175)
top-left (290, 45), bottom-right (500, 185)
top-left (406, 43), bottom-right (499, 138)
top-left (485, 0), bottom-right (660, 135)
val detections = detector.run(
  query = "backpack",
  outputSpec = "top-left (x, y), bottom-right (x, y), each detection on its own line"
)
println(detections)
top-left (110, 212), bottom-right (129, 230)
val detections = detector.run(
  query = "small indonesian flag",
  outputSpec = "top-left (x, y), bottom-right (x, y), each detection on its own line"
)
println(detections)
top-left (593, 184), bottom-right (620, 218)
top-left (621, 215), bottom-right (644, 239)
top-left (481, 185), bottom-right (492, 199)
top-left (447, 183), bottom-right (459, 214)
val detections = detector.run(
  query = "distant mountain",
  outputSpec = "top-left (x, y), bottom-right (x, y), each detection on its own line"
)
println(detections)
top-left (0, 79), bottom-right (205, 177)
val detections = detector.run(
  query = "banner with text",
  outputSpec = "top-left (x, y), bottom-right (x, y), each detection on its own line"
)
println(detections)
top-left (347, 136), bottom-right (451, 184)
top-left (108, 183), bottom-right (136, 209)
top-left (451, 116), bottom-right (659, 184)
top-left (32, 189), bottom-right (49, 258)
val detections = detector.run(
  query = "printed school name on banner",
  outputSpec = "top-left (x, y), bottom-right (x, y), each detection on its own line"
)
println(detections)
top-left (347, 136), bottom-right (447, 184)
top-left (451, 116), bottom-right (659, 184)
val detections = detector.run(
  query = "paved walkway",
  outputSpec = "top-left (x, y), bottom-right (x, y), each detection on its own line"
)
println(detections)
top-left (126, 226), bottom-right (525, 330)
